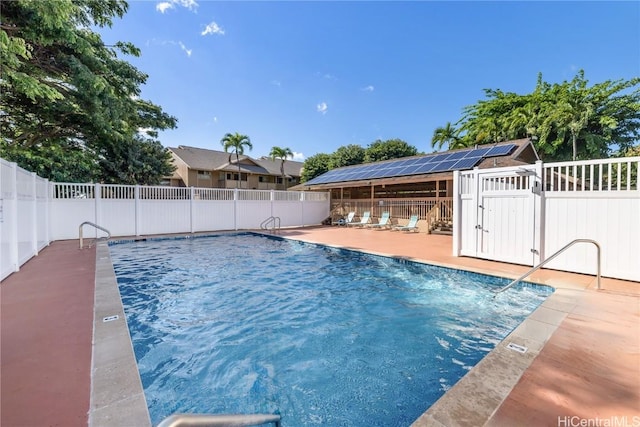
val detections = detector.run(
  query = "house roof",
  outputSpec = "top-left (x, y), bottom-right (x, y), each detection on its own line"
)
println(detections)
top-left (168, 146), bottom-right (303, 177)
top-left (291, 138), bottom-right (539, 191)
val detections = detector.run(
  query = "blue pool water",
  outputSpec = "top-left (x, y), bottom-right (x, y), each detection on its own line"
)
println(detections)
top-left (110, 233), bottom-right (552, 426)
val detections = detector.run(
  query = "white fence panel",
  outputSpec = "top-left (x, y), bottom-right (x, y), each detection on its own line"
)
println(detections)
top-left (273, 201), bottom-right (303, 227)
top-left (236, 201), bottom-right (272, 229)
top-left (479, 192), bottom-right (534, 265)
top-left (544, 194), bottom-right (639, 281)
top-left (192, 201), bottom-right (236, 232)
top-left (458, 196), bottom-right (477, 257)
top-left (1, 159), bottom-right (50, 281)
top-left (99, 200), bottom-right (136, 237)
top-left (454, 157), bottom-right (639, 282)
top-left (50, 199), bottom-right (96, 240)
top-left (138, 200), bottom-right (191, 235)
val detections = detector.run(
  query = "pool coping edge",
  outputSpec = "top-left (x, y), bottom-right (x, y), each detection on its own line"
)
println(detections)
top-left (89, 241), bottom-right (152, 427)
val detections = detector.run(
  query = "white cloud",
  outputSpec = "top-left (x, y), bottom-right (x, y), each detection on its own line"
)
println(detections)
top-left (175, 0), bottom-right (198, 10)
top-left (156, 0), bottom-right (198, 13)
top-left (291, 152), bottom-right (305, 161)
top-left (213, 116), bottom-right (218, 123)
top-left (201, 21), bottom-right (225, 36)
top-left (156, 2), bottom-right (173, 13)
top-left (316, 102), bottom-right (328, 115)
top-left (362, 85), bottom-right (375, 92)
top-left (271, 80), bottom-right (281, 87)
top-left (178, 42), bottom-right (192, 57)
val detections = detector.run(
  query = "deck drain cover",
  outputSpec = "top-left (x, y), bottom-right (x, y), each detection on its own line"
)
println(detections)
top-left (507, 342), bottom-right (528, 353)
top-left (103, 315), bottom-right (119, 322)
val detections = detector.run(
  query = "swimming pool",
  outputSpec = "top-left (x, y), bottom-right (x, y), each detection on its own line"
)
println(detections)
top-left (110, 233), bottom-right (552, 426)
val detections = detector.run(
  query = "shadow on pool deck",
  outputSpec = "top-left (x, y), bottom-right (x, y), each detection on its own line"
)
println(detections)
top-left (1, 227), bottom-right (638, 426)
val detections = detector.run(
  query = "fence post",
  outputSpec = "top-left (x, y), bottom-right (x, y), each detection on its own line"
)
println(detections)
top-left (190, 187), bottom-right (195, 234)
top-left (234, 188), bottom-right (238, 231)
top-left (44, 179), bottom-right (50, 247)
top-left (300, 192), bottom-right (305, 227)
top-left (135, 185), bottom-right (141, 236)
top-left (95, 183), bottom-right (101, 238)
top-left (9, 162), bottom-right (19, 275)
top-left (452, 170), bottom-right (460, 256)
top-left (533, 160), bottom-right (545, 265)
top-left (270, 189), bottom-right (274, 219)
top-left (31, 172), bottom-right (38, 255)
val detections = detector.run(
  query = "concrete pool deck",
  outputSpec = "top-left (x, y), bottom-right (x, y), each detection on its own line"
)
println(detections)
top-left (1, 227), bottom-right (638, 426)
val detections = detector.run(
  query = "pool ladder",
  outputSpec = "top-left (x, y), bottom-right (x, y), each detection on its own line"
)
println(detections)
top-left (157, 413), bottom-right (281, 427)
top-left (493, 238), bottom-right (601, 295)
top-left (79, 221), bottom-right (111, 249)
top-left (260, 216), bottom-right (281, 234)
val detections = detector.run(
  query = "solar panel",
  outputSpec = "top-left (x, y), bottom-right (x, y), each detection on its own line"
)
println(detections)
top-left (452, 156), bottom-right (482, 170)
top-left (430, 160), bottom-right (459, 173)
top-left (485, 144), bottom-right (516, 157)
top-left (443, 150), bottom-right (469, 161)
top-left (303, 143), bottom-right (520, 185)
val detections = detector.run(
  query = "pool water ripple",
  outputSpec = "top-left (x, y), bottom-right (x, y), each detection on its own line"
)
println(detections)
top-left (110, 234), bottom-right (552, 426)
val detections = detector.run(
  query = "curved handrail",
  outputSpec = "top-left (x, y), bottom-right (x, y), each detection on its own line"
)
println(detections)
top-left (260, 216), bottom-right (281, 233)
top-left (157, 413), bottom-right (281, 427)
top-left (79, 221), bottom-right (111, 249)
top-left (493, 239), bottom-right (601, 295)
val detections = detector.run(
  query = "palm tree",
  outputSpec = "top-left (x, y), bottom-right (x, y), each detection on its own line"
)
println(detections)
top-left (220, 132), bottom-right (252, 188)
top-left (431, 122), bottom-right (460, 150)
top-left (269, 146), bottom-right (293, 189)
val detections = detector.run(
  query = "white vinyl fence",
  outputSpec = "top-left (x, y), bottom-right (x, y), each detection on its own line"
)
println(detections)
top-left (454, 157), bottom-right (640, 282)
top-left (1, 159), bottom-right (50, 281)
top-left (1, 158), bottom-right (330, 281)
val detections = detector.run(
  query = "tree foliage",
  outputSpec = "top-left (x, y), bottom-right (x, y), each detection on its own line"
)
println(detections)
top-left (431, 122), bottom-right (463, 151)
top-left (364, 139), bottom-right (418, 162)
top-left (0, 0), bottom-right (177, 184)
top-left (221, 132), bottom-right (252, 187)
top-left (300, 153), bottom-right (332, 183)
top-left (454, 71), bottom-right (640, 161)
top-left (329, 144), bottom-right (366, 169)
top-left (269, 146), bottom-right (293, 189)
top-left (301, 139), bottom-right (419, 182)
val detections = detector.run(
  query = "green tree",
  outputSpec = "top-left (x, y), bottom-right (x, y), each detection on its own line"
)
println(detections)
top-left (301, 153), bottom-right (332, 183)
top-left (269, 146), bottom-right (294, 189)
top-left (221, 132), bottom-right (252, 188)
top-left (364, 139), bottom-right (418, 162)
top-left (457, 71), bottom-right (640, 161)
top-left (0, 0), bottom-right (177, 183)
top-left (431, 122), bottom-right (464, 150)
top-left (329, 144), bottom-right (365, 169)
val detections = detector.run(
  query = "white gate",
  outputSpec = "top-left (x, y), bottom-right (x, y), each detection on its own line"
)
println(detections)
top-left (456, 164), bottom-right (542, 266)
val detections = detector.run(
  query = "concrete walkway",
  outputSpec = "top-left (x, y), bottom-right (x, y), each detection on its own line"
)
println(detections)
top-left (1, 240), bottom-right (95, 427)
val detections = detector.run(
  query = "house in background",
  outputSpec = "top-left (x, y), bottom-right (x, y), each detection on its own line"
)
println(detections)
top-left (163, 145), bottom-right (303, 190)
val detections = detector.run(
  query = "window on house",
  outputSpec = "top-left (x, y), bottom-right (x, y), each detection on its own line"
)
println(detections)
top-left (276, 177), bottom-right (283, 184)
top-left (197, 170), bottom-right (211, 179)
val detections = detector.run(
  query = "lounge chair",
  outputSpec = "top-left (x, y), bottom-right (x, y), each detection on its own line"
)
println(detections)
top-left (347, 211), bottom-right (371, 227)
top-left (366, 212), bottom-right (391, 229)
top-left (333, 211), bottom-right (355, 226)
top-left (392, 215), bottom-right (419, 232)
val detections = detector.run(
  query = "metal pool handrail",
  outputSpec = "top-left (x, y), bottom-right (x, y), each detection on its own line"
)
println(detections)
top-left (493, 238), bottom-right (602, 295)
top-left (157, 413), bottom-right (281, 427)
top-left (260, 216), bottom-right (281, 233)
top-left (79, 221), bottom-right (111, 249)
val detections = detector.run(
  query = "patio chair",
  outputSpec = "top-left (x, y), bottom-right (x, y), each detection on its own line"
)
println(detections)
top-left (347, 211), bottom-right (371, 227)
top-left (366, 212), bottom-right (391, 229)
top-left (333, 211), bottom-right (355, 226)
top-left (392, 215), bottom-right (419, 232)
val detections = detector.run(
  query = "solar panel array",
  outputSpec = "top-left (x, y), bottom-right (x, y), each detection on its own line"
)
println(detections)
top-left (305, 144), bottom-right (517, 185)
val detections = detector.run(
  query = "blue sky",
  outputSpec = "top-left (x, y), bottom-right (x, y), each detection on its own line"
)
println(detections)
top-left (100, 1), bottom-right (640, 161)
